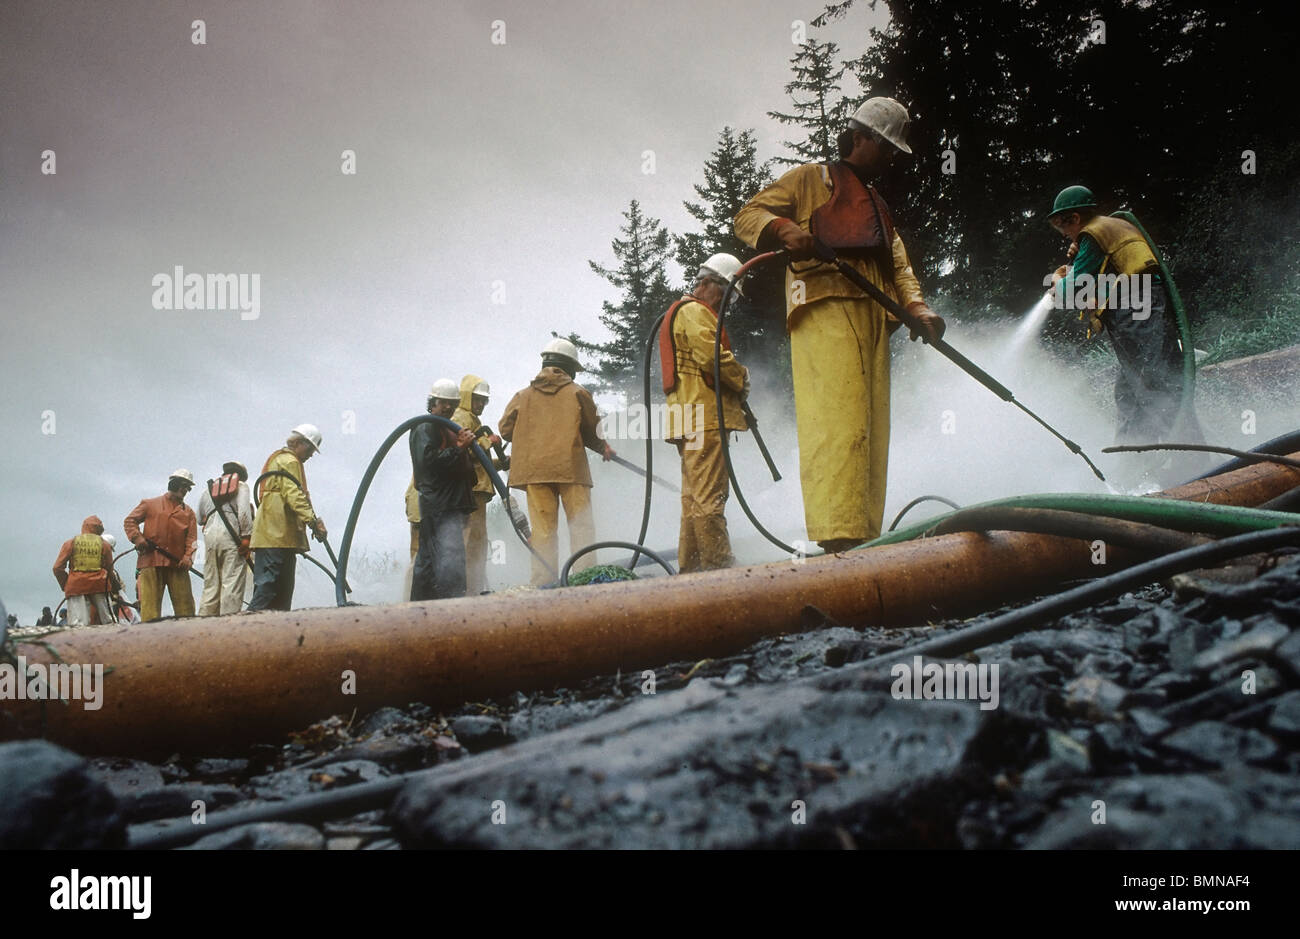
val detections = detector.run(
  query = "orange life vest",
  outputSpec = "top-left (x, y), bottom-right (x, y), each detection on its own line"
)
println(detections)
top-left (658, 296), bottom-right (731, 393)
top-left (209, 473), bottom-right (240, 503)
top-left (810, 161), bottom-right (896, 270)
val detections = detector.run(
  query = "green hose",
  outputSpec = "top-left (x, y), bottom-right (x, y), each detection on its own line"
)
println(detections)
top-left (1112, 210), bottom-right (1196, 414)
top-left (859, 492), bottom-right (1299, 549)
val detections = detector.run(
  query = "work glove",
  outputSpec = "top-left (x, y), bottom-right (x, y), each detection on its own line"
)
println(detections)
top-left (455, 429), bottom-right (475, 449)
top-left (497, 455), bottom-right (510, 471)
top-left (602, 443), bottom-right (616, 462)
top-left (179, 557), bottom-right (193, 572)
top-left (311, 518), bottom-right (328, 541)
top-left (238, 538), bottom-right (251, 559)
top-left (132, 536), bottom-right (147, 549)
top-left (906, 303), bottom-right (946, 344)
top-left (1066, 241), bottom-right (1079, 260)
top-left (772, 219), bottom-right (815, 261)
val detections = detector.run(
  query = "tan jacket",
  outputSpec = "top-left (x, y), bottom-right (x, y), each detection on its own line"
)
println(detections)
top-left (734, 163), bottom-right (925, 325)
top-left (250, 448), bottom-right (317, 551)
top-left (499, 368), bottom-right (604, 489)
top-left (663, 297), bottom-right (748, 441)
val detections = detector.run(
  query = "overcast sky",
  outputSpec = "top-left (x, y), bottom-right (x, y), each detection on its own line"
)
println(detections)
top-left (1, 0), bottom-right (897, 618)
top-left (4, 2), bottom-right (1294, 622)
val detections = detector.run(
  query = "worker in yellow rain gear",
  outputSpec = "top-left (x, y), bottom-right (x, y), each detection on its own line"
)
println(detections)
top-left (735, 97), bottom-right (944, 551)
top-left (249, 424), bottom-right (326, 611)
top-left (659, 253), bottom-right (750, 571)
top-left (452, 374), bottom-right (507, 595)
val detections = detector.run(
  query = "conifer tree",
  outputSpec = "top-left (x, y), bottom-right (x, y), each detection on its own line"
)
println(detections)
top-left (768, 39), bottom-right (853, 166)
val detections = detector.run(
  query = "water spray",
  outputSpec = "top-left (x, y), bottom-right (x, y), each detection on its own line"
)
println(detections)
top-left (809, 240), bottom-right (1106, 481)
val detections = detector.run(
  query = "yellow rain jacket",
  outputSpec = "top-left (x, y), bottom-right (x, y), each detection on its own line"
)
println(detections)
top-left (734, 162), bottom-right (930, 544)
top-left (734, 162), bottom-right (925, 324)
top-left (661, 297), bottom-right (748, 442)
top-left (250, 448), bottom-right (317, 551)
top-left (452, 373), bottom-right (500, 500)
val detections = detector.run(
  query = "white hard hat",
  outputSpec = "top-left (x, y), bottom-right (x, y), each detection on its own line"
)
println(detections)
top-left (168, 468), bottom-right (195, 485)
top-left (849, 97), bottom-right (912, 154)
top-left (541, 338), bottom-right (582, 371)
top-left (472, 381), bottom-right (490, 397)
top-left (699, 253), bottom-right (745, 297)
top-left (429, 378), bottom-right (460, 401)
top-left (290, 423), bottom-right (323, 453)
top-left (102, 533), bottom-right (117, 548)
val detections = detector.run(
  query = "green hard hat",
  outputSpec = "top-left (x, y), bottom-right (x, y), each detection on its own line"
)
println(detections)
top-left (1049, 185), bottom-right (1097, 218)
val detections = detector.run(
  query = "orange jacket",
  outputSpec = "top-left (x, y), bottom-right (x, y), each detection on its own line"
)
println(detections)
top-left (53, 516), bottom-right (115, 597)
top-left (124, 494), bottom-right (198, 568)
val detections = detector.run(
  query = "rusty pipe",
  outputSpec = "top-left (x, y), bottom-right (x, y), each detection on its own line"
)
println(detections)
top-left (5, 453), bottom-right (1298, 758)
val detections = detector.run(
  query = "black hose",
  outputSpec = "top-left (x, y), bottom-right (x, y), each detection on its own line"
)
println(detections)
top-left (888, 495), bottom-right (962, 531)
top-left (1189, 429), bottom-right (1300, 481)
top-left (335, 414), bottom-right (555, 607)
top-left (1260, 485), bottom-right (1300, 514)
top-left (855, 526), bottom-right (1300, 669)
top-left (251, 468), bottom-right (351, 594)
top-left (559, 540), bottom-right (677, 586)
top-left (1105, 442), bottom-right (1300, 471)
top-left (631, 309), bottom-right (670, 571)
top-left (713, 251), bottom-right (803, 557)
top-left (922, 506), bottom-right (1208, 555)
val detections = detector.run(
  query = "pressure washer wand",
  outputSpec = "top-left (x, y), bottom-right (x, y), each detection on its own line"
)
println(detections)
top-left (608, 454), bottom-right (680, 493)
top-left (141, 540), bottom-right (204, 580)
top-left (813, 241), bottom-right (1106, 482)
top-left (739, 400), bottom-right (782, 482)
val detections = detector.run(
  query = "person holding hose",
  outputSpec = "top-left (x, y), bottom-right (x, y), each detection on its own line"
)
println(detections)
top-left (499, 339), bottom-right (615, 585)
top-left (659, 253), bottom-right (751, 571)
top-left (123, 470), bottom-right (199, 621)
top-left (248, 425), bottom-right (326, 612)
top-left (452, 374), bottom-right (507, 595)
top-left (735, 97), bottom-right (944, 551)
top-left (410, 379), bottom-right (478, 600)
top-left (1046, 185), bottom-right (1200, 484)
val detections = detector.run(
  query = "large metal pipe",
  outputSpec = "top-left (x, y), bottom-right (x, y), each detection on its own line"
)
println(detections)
top-left (4, 454), bottom-right (1297, 757)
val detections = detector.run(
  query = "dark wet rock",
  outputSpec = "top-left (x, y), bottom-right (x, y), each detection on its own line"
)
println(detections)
top-left (1266, 690), bottom-right (1300, 736)
top-left (87, 758), bottom-right (165, 798)
top-left (0, 741), bottom-right (125, 849)
top-left (506, 698), bottom-right (620, 741)
top-left (363, 837), bottom-right (403, 850)
top-left (1158, 667), bottom-right (1284, 722)
top-left (1141, 671), bottom-right (1204, 699)
top-left (393, 672), bottom-right (991, 849)
top-left (1273, 631), bottom-right (1300, 680)
top-left (1160, 721), bottom-right (1279, 767)
top-left (450, 715), bottom-right (511, 753)
top-left (1127, 708), bottom-right (1172, 739)
top-left (1191, 619), bottom-right (1291, 672)
top-left (185, 822), bottom-right (325, 850)
top-left (247, 760), bottom-right (389, 799)
top-left (1168, 622), bottom-right (1222, 672)
top-left (1024, 770), bottom-right (1300, 849)
top-left (297, 733), bottom-right (428, 771)
top-left (721, 663), bottom-right (749, 687)
top-left (327, 836), bottom-right (364, 850)
top-left (1064, 676), bottom-right (1129, 721)
top-left (190, 758), bottom-right (250, 782)
top-left (1022, 730), bottom-right (1091, 783)
top-left (356, 706), bottom-right (415, 737)
top-left (118, 783), bottom-right (244, 824)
